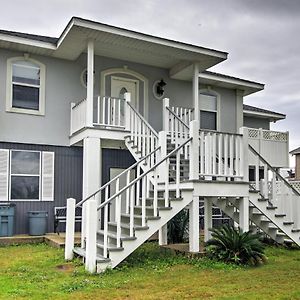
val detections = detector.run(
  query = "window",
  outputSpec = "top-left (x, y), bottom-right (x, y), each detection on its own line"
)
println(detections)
top-left (199, 93), bottom-right (218, 130)
top-left (6, 57), bottom-right (46, 115)
top-left (0, 149), bottom-right (54, 201)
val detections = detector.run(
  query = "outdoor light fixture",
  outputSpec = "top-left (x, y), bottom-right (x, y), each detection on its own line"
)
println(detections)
top-left (153, 79), bottom-right (167, 99)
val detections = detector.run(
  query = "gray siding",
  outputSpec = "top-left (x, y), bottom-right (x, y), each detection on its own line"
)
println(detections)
top-left (244, 116), bottom-right (270, 130)
top-left (0, 48), bottom-right (241, 147)
top-left (0, 142), bottom-right (83, 234)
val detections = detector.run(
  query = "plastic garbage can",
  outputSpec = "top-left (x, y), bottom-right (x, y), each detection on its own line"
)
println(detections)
top-left (0, 203), bottom-right (16, 237)
top-left (28, 211), bottom-right (48, 236)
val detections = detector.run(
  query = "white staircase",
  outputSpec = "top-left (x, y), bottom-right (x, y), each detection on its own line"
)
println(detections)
top-left (63, 98), bottom-right (300, 273)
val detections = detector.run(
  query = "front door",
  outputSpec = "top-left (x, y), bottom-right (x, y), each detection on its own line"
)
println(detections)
top-left (111, 76), bottom-right (139, 110)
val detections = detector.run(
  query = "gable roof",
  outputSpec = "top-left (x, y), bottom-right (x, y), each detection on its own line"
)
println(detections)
top-left (290, 147), bottom-right (300, 155)
top-left (243, 104), bottom-right (285, 121)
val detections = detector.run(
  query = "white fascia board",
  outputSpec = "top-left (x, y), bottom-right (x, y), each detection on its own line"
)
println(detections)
top-left (199, 73), bottom-right (264, 91)
top-left (243, 110), bottom-right (286, 120)
top-left (0, 33), bottom-right (56, 50)
top-left (56, 19), bottom-right (75, 48)
top-left (70, 18), bottom-right (228, 59)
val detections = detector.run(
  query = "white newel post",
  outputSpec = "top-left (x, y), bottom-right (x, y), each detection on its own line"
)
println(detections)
top-left (193, 63), bottom-right (200, 122)
top-left (239, 197), bottom-right (249, 232)
top-left (124, 92), bottom-right (131, 131)
top-left (162, 98), bottom-right (170, 131)
top-left (204, 197), bottom-right (213, 242)
top-left (239, 127), bottom-right (249, 182)
top-left (189, 120), bottom-right (200, 180)
top-left (85, 199), bottom-right (97, 273)
top-left (65, 198), bottom-right (76, 260)
top-left (82, 137), bottom-right (101, 247)
top-left (86, 39), bottom-right (94, 127)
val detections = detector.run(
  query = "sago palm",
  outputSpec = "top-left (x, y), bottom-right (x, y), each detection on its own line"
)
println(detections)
top-left (205, 225), bottom-right (266, 266)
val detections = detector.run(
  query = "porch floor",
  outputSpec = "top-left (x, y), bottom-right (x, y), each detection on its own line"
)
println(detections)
top-left (0, 232), bottom-right (81, 248)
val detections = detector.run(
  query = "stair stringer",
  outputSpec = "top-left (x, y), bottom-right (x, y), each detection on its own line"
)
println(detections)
top-left (97, 189), bottom-right (193, 272)
top-left (249, 193), bottom-right (300, 246)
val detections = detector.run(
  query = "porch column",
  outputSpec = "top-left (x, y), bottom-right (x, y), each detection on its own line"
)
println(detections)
top-left (236, 90), bottom-right (244, 131)
top-left (204, 197), bottom-right (213, 242)
top-left (86, 39), bottom-right (94, 127)
top-left (159, 224), bottom-right (168, 246)
top-left (162, 98), bottom-right (170, 131)
top-left (239, 197), bottom-right (249, 232)
top-left (192, 63), bottom-right (200, 122)
top-left (81, 137), bottom-right (101, 247)
top-left (189, 196), bottom-right (200, 252)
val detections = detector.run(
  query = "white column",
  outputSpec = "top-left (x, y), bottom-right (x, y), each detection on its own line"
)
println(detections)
top-left (159, 224), bottom-right (168, 246)
top-left (239, 197), bottom-right (249, 232)
top-left (239, 127), bottom-right (249, 182)
top-left (189, 120), bottom-right (200, 180)
top-left (204, 197), bottom-right (213, 242)
top-left (189, 196), bottom-right (200, 252)
top-left (82, 137), bottom-right (101, 247)
top-left (65, 198), bottom-right (76, 260)
top-left (158, 131), bottom-right (167, 183)
top-left (162, 98), bottom-right (170, 131)
top-left (85, 199), bottom-right (97, 273)
top-left (124, 92), bottom-right (131, 131)
top-left (193, 63), bottom-right (200, 122)
top-left (86, 39), bottom-right (94, 127)
top-left (236, 90), bottom-right (244, 131)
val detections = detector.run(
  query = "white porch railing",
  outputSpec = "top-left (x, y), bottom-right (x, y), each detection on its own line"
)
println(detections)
top-left (247, 127), bottom-right (289, 168)
top-left (70, 99), bottom-right (87, 134)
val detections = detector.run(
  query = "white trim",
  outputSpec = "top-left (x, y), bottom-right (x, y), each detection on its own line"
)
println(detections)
top-left (243, 110), bottom-right (285, 120)
top-left (101, 67), bottom-right (148, 119)
top-left (6, 56), bottom-right (46, 116)
top-left (199, 88), bottom-right (221, 131)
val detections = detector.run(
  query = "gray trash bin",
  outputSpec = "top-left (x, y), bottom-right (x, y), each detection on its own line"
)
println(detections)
top-left (28, 211), bottom-right (48, 236)
top-left (0, 203), bottom-right (15, 237)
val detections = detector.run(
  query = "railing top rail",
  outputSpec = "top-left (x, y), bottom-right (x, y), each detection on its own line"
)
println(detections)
top-left (249, 144), bottom-right (300, 197)
top-left (127, 102), bottom-right (158, 138)
top-left (199, 128), bottom-right (243, 137)
top-left (97, 137), bottom-right (193, 211)
top-left (171, 106), bottom-right (194, 112)
top-left (166, 107), bottom-right (189, 130)
top-left (246, 127), bottom-right (289, 134)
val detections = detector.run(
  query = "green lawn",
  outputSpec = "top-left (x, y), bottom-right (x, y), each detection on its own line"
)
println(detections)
top-left (0, 242), bottom-right (299, 300)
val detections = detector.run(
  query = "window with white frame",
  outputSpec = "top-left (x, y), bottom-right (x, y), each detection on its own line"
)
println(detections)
top-left (199, 93), bottom-right (218, 130)
top-left (6, 57), bottom-right (46, 115)
top-left (0, 149), bottom-right (54, 201)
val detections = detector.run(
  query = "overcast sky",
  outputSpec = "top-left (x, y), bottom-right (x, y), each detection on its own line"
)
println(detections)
top-left (1, 0), bottom-right (299, 165)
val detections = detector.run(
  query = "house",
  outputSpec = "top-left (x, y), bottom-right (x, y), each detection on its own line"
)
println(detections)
top-left (0, 17), bottom-right (298, 272)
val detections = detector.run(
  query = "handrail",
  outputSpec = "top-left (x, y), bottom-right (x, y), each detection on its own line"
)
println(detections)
top-left (75, 146), bottom-right (161, 208)
top-left (72, 98), bottom-right (86, 109)
top-left (249, 144), bottom-right (300, 197)
top-left (127, 102), bottom-right (158, 138)
top-left (97, 137), bottom-right (193, 211)
top-left (166, 106), bottom-right (189, 129)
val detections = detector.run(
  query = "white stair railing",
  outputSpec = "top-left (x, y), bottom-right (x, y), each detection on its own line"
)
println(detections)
top-left (249, 145), bottom-right (300, 229)
top-left (70, 99), bottom-right (87, 134)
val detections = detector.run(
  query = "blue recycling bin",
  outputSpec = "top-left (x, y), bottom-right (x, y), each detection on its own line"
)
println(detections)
top-left (0, 203), bottom-right (16, 237)
top-left (28, 211), bottom-right (48, 236)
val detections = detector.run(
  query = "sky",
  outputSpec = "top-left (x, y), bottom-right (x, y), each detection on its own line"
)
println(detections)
top-left (0, 0), bottom-right (299, 165)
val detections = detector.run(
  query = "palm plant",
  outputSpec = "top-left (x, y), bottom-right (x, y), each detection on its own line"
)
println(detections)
top-left (205, 225), bottom-right (267, 266)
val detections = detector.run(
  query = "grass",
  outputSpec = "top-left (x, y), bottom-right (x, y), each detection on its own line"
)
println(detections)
top-left (0, 242), bottom-right (299, 299)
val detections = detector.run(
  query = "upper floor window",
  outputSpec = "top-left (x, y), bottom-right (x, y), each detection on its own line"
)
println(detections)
top-left (6, 57), bottom-right (46, 115)
top-left (199, 92), bottom-right (219, 131)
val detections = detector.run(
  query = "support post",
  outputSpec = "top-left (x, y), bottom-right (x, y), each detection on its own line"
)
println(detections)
top-left (65, 198), bottom-right (76, 260)
top-left (85, 199), bottom-right (97, 273)
top-left (162, 98), bottom-right (170, 131)
top-left (158, 131), bottom-right (167, 183)
top-left (239, 127), bottom-right (249, 182)
top-left (124, 92), bottom-right (131, 131)
top-left (193, 63), bottom-right (200, 122)
top-left (189, 120), bottom-right (200, 180)
top-left (159, 224), bottom-right (168, 246)
top-left (239, 197), bottom-right (249, 232)
top-left (189, 196), bottom-right (200, 252)
top-left (204, 197), bottom-right (212, 242)
top-left (86, 39), bottom-right (94, 127)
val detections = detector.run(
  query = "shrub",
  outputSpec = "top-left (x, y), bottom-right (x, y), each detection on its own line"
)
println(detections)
top-left (205, 225), bottom-right (267, 266)
top-left (167, 209), bottom-right (189, 243)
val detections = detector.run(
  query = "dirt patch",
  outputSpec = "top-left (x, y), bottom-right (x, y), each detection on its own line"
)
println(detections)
top-left (55, 264), bottom-right (74, 272)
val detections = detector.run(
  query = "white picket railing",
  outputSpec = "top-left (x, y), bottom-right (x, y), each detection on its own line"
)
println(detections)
top-left (171, 106), bottom-right (194, 125)
top-left (70, 99), bottom-right (87, 134)
top-left (249, 145), bottom-right (300, 228)
top-left (96, 96), bottom-right (126, 128)
top-left (199, 130), bottom-right (244, 179)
